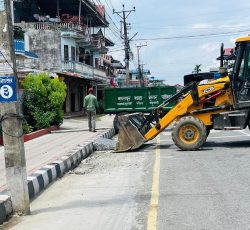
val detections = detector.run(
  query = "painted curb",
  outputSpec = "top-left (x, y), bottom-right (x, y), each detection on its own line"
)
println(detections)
top-left (0, 128), bottom-right (115, 225)
top-left (0, 195), bottom-right (12, 224)
top-left (0, 126), bottom-right (59, 146)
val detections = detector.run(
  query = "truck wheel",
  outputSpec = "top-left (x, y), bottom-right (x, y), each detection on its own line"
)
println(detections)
top-left (172, 116), bottom-right (207, 150)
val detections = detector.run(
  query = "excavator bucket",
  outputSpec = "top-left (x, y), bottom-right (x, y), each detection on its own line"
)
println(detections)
top-left (115, 114), bottom-right (147, 152)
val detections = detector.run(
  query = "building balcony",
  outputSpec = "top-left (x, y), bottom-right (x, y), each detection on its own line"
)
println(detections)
top-left (14, 40), bottom-right (38, 59)
top-left (15, 22), bottom-right (87, 34)
top-left (61, 61), bottom-right (106, 82)
top-left (14, 39), bottom-right (38, 72)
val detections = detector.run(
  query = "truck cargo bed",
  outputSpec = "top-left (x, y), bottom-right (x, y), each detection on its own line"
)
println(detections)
top-left (104, 86), bottom-right (177, 114)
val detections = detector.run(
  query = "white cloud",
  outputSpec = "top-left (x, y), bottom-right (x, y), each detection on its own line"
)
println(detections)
top-left (191, 23), bottom-right (213, 29)
top-left (200, 43), bottom-right (219, 53)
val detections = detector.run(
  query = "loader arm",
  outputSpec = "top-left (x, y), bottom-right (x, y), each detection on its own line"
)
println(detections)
top-left (144, 94), bottom-right (194, 140)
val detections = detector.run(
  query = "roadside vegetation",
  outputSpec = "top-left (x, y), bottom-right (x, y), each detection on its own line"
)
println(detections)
top-left (22, 72), bottom-right (66, 133)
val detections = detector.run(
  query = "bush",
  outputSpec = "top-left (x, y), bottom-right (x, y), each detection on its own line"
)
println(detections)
top-left (22, 122), bottom-right (33, 134)
top-left (22, 72), bottom-right (66, 131)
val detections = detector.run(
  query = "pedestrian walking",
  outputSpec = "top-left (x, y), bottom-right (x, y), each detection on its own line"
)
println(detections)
top-left (83, 88), bottom-right (99, 132)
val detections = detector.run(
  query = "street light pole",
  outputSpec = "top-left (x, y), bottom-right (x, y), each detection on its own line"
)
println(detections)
top-left (136, 43), bottom-right (147, 87)
top-left (0, 0), bottom-right (30, 214)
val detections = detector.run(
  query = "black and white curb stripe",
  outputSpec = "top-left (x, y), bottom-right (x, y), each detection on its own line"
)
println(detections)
top-left (27, 142), bottom-right (94, 199)
top-left (89, 128), bottom-right (116, 150)
top-left (0, 195), bottom-right (12, 224)
top-left (100, 128), bottom-right (115, 139)
top-left (0, 128), bottom-right (115, 224)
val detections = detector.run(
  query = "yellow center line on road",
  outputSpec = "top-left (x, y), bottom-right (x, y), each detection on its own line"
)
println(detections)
top-left (147, 136), bottom-right (161, 230)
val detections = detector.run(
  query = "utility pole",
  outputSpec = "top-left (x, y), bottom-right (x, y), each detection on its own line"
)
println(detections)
top-left (57, 0), bottom-right (60, 21)
top-left (136, 43), bottom-right (147, 87)
top-left (0, 0), bottom-right (30, 214)
top-left (141, 63), bottom-right (146, 86)
top-left (113, 5), bottom-right (135, 86)
top-left (78, 0), bottom-right (81, 25)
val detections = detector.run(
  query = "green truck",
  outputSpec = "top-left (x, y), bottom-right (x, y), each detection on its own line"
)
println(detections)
top-left (104, 86), bottom-right (177, 132)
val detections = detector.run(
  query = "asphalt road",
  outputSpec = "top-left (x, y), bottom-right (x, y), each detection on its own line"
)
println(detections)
top-left (158, 128), bottom-right (250, 230)
top-left (6, 128), bottom-right (250, 230)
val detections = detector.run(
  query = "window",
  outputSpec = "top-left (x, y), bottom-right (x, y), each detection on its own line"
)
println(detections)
top-left (246, 46), bottom-right (250, 80)
top-left (239, 45), bottom-right (250, 81)
top-left (236, 44), bottom-right (250, 100)
top-left (71, 46), bottom-right (76, 62)
top-left (79, 47), bottom-right (85, 63)
top-left (64, 45), bottom-right (69, 61)
top-left (95, 58), bottom-right (99, 68)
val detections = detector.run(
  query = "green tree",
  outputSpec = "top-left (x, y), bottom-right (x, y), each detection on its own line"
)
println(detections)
top-left (14, 26), bottom-right (24, 40)
top-left (23, 72), bottom-right (66, 130)
top-left (192, 64), bottom-right (202, 74)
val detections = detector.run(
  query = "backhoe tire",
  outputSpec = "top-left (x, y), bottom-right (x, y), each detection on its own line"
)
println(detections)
top-left (206, 126), bottom-right (211, 138)
top-left (171, 116), bottom-right (207, 151)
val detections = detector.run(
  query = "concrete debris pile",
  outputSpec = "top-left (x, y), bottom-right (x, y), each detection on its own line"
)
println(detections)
top-left (93, 137), bottom-right (117, 151)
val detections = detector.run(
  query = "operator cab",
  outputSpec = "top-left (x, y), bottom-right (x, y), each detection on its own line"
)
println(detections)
top-left (232, 37), bottom-right (250, 104)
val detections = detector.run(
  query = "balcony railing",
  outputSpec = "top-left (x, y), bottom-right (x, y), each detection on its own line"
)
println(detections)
top-left (61, 61), bottom-right (106, 82)
top-left (15, 22), bottom-right (87, 33)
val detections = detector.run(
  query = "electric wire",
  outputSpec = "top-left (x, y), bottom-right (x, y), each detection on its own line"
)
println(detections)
top-left (0, 113), bottom-right (26, 138)
top-left (0, 50), bottom-right (18, 77)
top-left (163, 6), bottom-right (250, 24)
top-left (133, 29), bottom-right (250, 41)
top-left (93, 0), bottom-right (122, 45)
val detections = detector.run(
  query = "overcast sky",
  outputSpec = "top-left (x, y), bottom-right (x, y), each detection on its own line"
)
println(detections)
top-left (97, 0), bottom-right (250, 85)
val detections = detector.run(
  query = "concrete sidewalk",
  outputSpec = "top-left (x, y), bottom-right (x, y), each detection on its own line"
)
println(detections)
top-left (0, 114), bottom-right (115, 224)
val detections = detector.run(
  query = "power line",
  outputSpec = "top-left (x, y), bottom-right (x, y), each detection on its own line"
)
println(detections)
top-left (107, 0), bottom-right (115, 9)
top-left (133, 29), bottom-right (250, 41)
top-left (99, 0), bottom-right (121, 32)
top-left (93, 0), bottom-right (124, 47)
top-left (129, 8), bottom-right (250, 29)
top-left (131, 23), bottom-right (250, 31)
top-left (159, 6), bottom-right (250, 25)
top-left (94, 0), bottom-right (120, 32)
top-left (103, 0), bottom-right (120, 25)
top-left (108, 48), bottom-right (125, 53)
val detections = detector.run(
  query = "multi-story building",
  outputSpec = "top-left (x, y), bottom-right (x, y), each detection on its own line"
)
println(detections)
top-left (13, 0), bottom-right (116, 114)
top-left (116, 68), bottom-right (151, 87)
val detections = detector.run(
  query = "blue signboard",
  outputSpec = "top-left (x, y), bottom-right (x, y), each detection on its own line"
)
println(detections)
top-left (0, 76), bottom-right (17, 102)
top-left (0, 0), bottom-right (4, 11)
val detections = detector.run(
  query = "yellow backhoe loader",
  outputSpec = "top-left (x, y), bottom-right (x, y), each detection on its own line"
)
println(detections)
top-left (116, 35), bottom-right (250, 152)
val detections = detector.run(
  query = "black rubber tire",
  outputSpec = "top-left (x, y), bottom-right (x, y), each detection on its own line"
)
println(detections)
top-left (171, 116), bottom-right (207, 151)
top-left (206, 126), bottom-right (211, 137)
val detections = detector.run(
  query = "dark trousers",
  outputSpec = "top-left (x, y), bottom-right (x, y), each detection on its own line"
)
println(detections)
top-left (86, 110), bottom-right (96, 131)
